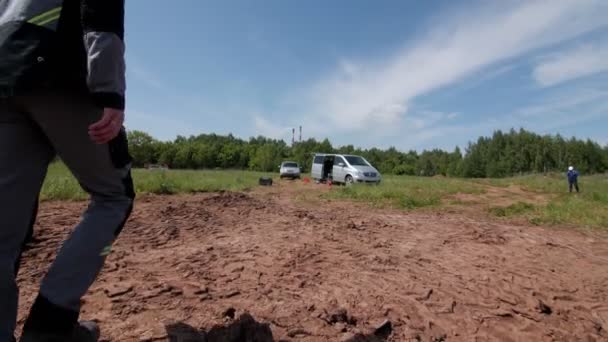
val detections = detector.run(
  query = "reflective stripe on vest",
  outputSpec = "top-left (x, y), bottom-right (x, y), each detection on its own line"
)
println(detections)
top-left (27, 6), bottom-right (62, 27)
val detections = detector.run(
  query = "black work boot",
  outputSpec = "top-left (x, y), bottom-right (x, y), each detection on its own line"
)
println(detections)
top-left (20, 321), bottom-right (99, 342)
top-left (71, 321), bottom-right (100, 342)
top-left (20, 295), bottom-right (100, 342)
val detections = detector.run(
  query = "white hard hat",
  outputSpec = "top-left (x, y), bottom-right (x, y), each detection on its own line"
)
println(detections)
top-left (568, 166), bottom-right (573, 171)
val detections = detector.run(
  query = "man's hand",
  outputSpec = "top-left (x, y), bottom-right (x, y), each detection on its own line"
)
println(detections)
top-left (89, 108), bottom-right (125, 144)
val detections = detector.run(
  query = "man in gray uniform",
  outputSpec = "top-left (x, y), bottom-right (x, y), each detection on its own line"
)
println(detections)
top-left (0, 0), bottom-right (133, 341)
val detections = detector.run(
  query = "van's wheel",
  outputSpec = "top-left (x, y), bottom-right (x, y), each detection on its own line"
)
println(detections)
top-left (345, 175), bottom-right (354, 186)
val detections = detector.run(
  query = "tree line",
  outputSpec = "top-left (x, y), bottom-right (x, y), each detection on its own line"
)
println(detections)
top-left (127, 128), bottom-right (608, 177)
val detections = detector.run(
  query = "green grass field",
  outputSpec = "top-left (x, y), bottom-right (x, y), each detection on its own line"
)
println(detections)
top-left (475, 173), bottom-right (608, 229)
top-left (327, 173), bottom-right (607, 229)
top-left (41, 162), bottom-right (265, 201)
top-left (41, 163), bottom-right (608, 229)
top-left (327, 175), bottom-right (485, 209)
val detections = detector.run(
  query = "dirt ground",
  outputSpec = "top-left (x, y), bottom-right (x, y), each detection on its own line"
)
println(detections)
top-left (17, 181), bottom-right (608, 341)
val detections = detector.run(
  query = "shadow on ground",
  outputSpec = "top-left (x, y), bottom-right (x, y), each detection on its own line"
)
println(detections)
top-left (344, 319), bottom-right (393, 342)
top-left (166, 314), bottom-right (392, 342)
top-left (165, 313), bottom-right (274, 342)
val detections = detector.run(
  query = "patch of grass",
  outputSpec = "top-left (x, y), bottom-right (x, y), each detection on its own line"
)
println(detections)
top-left (331, 173), bottom-right (608, 229)
top-left (328, 175), bottom-right (484, 210)
top-left (40, 163), bottom-right (608, 229)
top-left (479, 173), bottom-right (608, 229)
top-left (41, 162), bottom-right (267, 200)
top-left (508, 173), bottom-right (608, 228)
top-left (489, 201), bottom-right (536, 217)
top-left (134, 168), bottom-right (266, 194)
top-left (478, 173), bottom-right (607, 194)
top-left (40, 163), bottom-right (87, 201)
top-left (448, 199), bottom-right (475, 206)
top-left (531, 194), bottom-right (608, 228)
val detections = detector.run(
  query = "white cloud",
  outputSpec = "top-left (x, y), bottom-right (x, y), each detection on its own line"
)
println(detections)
top-left (446, 112), bottom-right (459, 120)
top-left (125, 111), bottom-right (198, 141)
top-left (404, 110), bottom-right (451, 130)
top-left (409, 87), bottom-right (608, 150)
top-left (339, 59), bottom-right (360, 77)
top-left (446, 63), bottom-right (519, 95)
top-left (511, 87), bottom-right (608, 133)
top-left (517, 89), bottom-right (608, 117)
top-left (533, 44), bottom-right (608, 87)
top-left (253, 116), bottom-right (292, 140)
top-left (293, 0), bottom-right (608, 133)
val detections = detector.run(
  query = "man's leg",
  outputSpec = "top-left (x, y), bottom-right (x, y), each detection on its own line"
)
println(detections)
top-left (569, 182), bottom-right (573, 193)
top-left (20, 91), bottom-right (134, 337)
top-left (0, 99), bottom-right (54, 341)
top-left (15, 198), bottom-right (39, 277)
top-left (575, 181), bottom-right (579, 193)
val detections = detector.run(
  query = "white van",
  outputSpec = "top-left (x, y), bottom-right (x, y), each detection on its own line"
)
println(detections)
top-left (311, 153), bottom-right (381, 185)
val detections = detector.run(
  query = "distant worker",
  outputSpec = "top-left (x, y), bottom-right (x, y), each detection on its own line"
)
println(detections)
top-left (567, 166), bottom-right (579, 193)
top-left (0, 1), bottom-right (132, 342)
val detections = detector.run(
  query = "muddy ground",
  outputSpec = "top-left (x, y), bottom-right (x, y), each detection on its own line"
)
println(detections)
top-left (17, 181), bottom-right (608, 341)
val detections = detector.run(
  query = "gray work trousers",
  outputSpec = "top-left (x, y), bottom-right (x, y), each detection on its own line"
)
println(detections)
top-left (0, 90), bottom-right (134, 340)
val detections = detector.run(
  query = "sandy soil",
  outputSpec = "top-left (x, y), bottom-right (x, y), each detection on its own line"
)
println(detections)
top-left (17, 181), bottom-right (608, 341)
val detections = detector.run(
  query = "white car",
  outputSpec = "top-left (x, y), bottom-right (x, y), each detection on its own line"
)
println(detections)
top-left (279, 161), bottom-right (301, 179)
top-left (311, 154), bottom-right (381, 185)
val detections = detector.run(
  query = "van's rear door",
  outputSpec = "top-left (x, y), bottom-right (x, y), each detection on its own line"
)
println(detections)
top-left (311, 155), bottom-right (324, 179)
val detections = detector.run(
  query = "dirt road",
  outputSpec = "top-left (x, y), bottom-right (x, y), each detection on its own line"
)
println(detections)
top-left (17, 181), bottom-right (608, 341)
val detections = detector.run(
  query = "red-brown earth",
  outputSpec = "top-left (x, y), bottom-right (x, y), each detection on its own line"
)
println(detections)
top-left (16, 181), bottom-right (608, 341)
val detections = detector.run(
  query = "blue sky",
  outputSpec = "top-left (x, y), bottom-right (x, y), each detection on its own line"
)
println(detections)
top-left (124, 0), bottom-right (608, 151)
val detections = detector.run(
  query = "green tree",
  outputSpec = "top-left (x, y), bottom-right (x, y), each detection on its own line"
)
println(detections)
top-left (125, 127), bottom-right (605, 177)
top-left (191, 143), bottom-right (216, 168)
top-left (447, 146), bottom-right (463, 177)
top-left (250, 143), bottom-right (287, 171)
top-left (127, 130), bottom-right (158, 167)
top-left (173, 143), bottom-right (195, 169)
